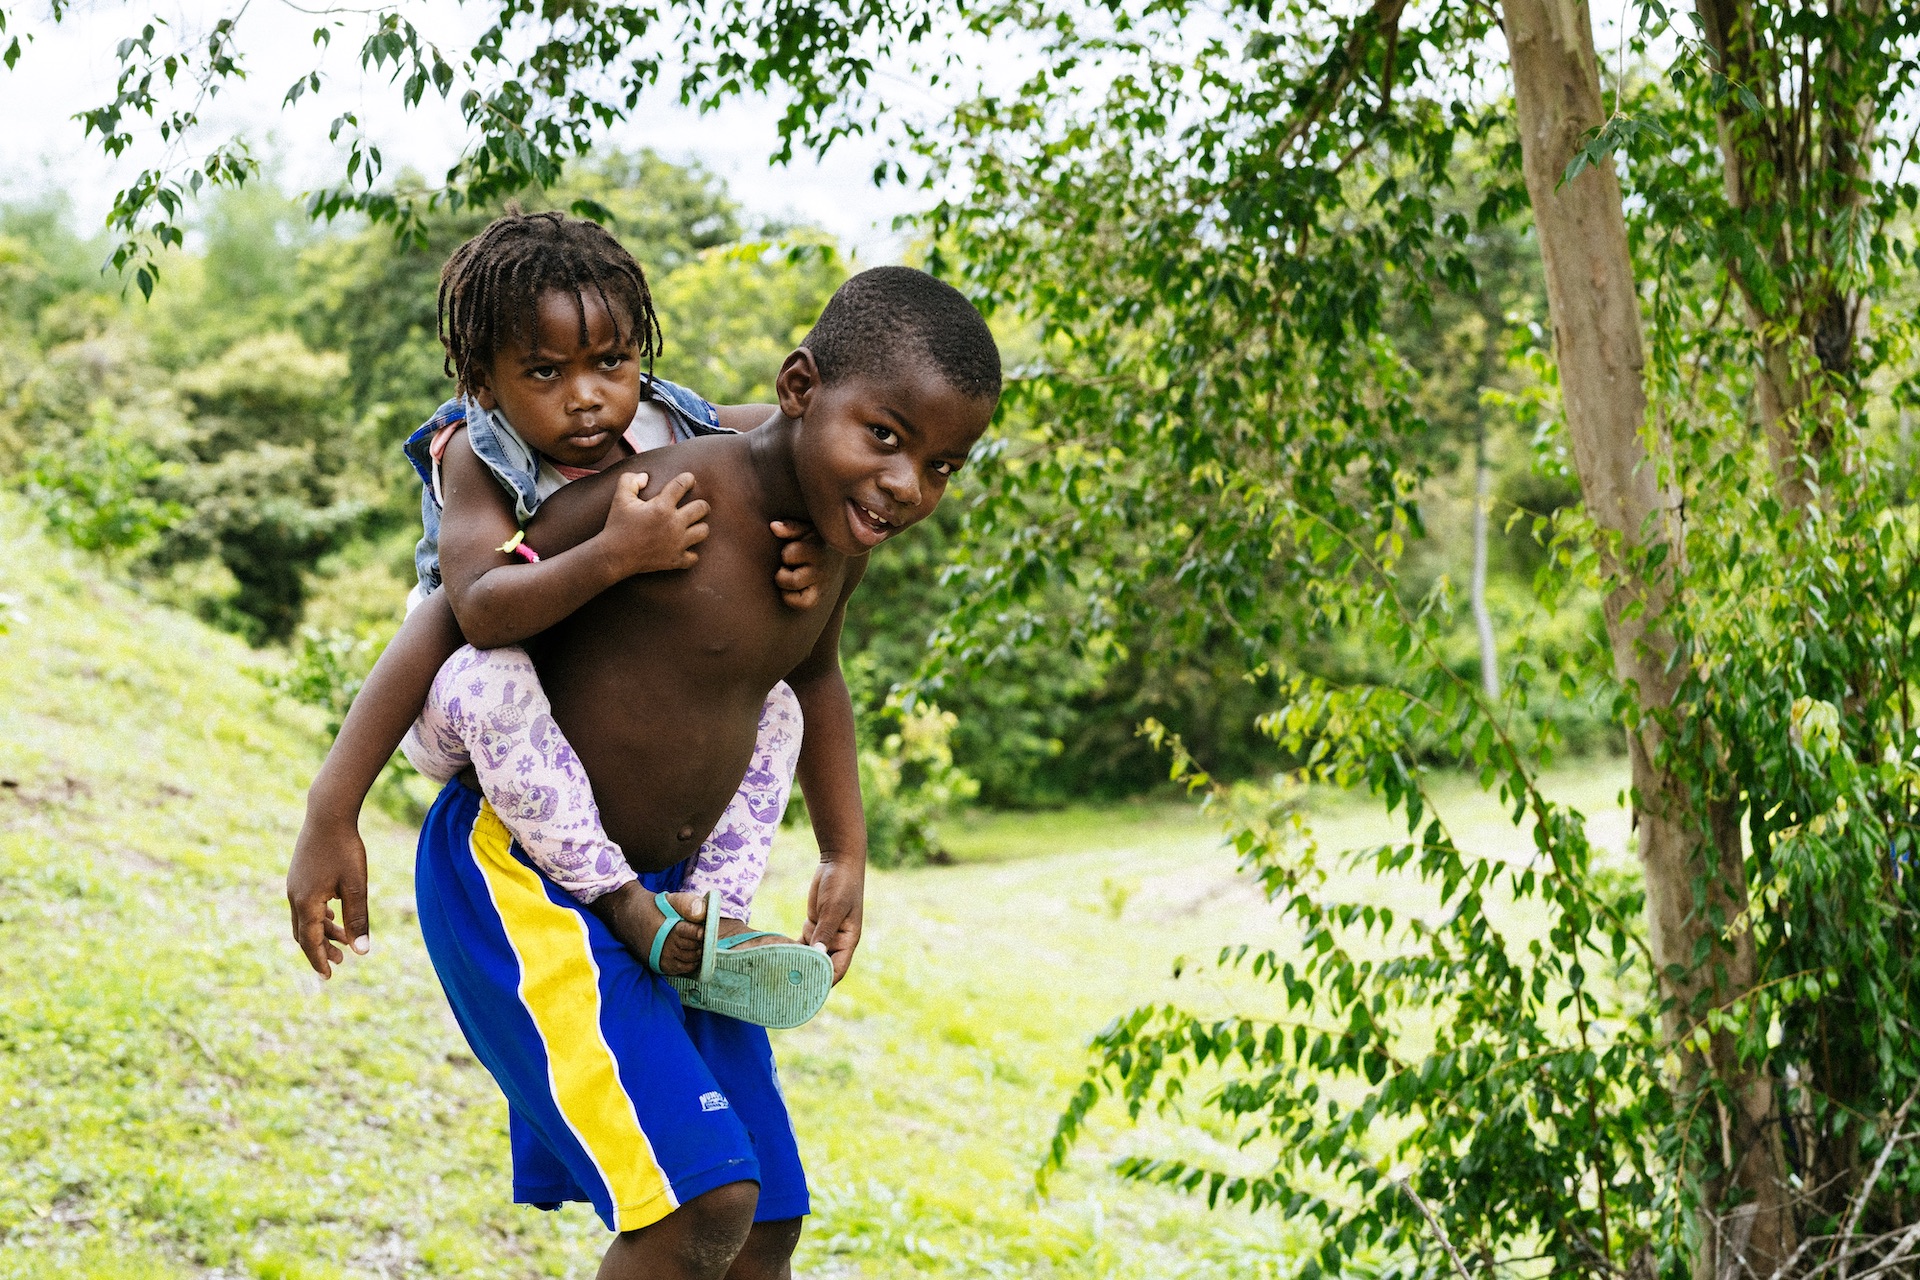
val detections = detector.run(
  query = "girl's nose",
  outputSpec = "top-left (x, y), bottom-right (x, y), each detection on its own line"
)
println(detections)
top-left (565, 375), bottom-right (602, 411)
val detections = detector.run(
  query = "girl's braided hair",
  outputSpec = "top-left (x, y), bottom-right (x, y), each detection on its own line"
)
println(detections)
top-left (437, 208), bottom-right (663, 398)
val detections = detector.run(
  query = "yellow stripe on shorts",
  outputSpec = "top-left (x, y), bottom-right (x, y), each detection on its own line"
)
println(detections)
top-left (467, 801), bottom-right (679, 1230)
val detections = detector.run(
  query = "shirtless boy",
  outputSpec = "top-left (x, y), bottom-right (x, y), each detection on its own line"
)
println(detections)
top-left (412, 268), bottom-right (999, 1279)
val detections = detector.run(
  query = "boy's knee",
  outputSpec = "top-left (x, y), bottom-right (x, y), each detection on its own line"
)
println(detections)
top-left (728, 1217), bottom-right (803, 1280)
top-left (604, 1182), bottom-right (759, 1280)
top-left (676, 1181), bottom-right (760, 1268)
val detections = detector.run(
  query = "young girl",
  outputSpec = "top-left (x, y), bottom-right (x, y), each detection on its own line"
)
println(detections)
top-left (289, 211), bottom-right (844, 1008)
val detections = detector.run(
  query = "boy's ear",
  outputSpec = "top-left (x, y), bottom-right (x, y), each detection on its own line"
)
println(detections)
top-left (774, 348), bottom-right (821, 419)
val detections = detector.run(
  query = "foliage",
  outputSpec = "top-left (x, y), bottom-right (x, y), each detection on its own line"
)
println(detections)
top-left (858, 701), bottom-right (980, 869)
top-left (653, 238), bottom-right (846, 405)
top-left (146, 332), bottom-right (372, 643)
top-left (20, 0), bottom-right (918, 292)
top-left (257, 626), bottom-right (380, 738)
top-left (18, 402), bottom-right (183, 562)
top-left (0, 198), bottom-right (114, 344)
top-left (814, 654), bottom-right (981, 869)
top-left (895, 0), bottom-right (1920, 1273)
top-left (257, 621), bottom-right (430, 820)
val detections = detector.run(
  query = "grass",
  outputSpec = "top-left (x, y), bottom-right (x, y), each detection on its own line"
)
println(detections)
top-left (0, 514), bottom-right (1632, 1278)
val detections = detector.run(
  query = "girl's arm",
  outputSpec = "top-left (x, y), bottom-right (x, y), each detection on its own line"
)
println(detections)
top-left (437, 433), bottom-right (711, 650)
top-left (783, 560), bottom-right (871, 982)
top-left (714, 403), bottom-right (777, 432)
top-left (288, 590), bottom-right (465, 977)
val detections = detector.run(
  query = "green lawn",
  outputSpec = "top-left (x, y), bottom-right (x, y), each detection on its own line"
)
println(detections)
top-left (0, 520), bottom-right (1630, 1278)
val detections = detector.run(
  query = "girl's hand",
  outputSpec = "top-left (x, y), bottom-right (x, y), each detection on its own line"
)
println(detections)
top-left (599, 471), bottom-right (709, 577)
top-left (770, 520), bottom-right (827, 609)
top-left (288, 806), bottom-right (371, 979)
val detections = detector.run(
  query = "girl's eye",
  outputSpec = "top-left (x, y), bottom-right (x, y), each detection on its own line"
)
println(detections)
top-left (598, 354), bottom-right (627, 370)
top-left (931, 460), bottom-right (957, 478)
top-left (530, 366), bottom-right (559, 381)
top-left (868, 425), bottom-right (899, 447)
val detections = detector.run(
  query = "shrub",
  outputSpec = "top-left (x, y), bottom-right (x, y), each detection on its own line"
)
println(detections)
top-left (859, 702), bottom-right (980, 869)
top-left (20, 400), bottom-right (183, 563)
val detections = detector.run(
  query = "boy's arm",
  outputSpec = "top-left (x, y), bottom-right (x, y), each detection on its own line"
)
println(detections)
top-left (437, 433), bottom-right (709, 649)
top-left (288, 590), bottom-right (466, 978)
top-left (783, 559), bottom-right (871, 982)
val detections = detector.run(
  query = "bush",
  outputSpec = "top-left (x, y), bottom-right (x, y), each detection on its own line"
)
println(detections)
top-left (789, 654), bottom-right (981, 868)
top-left (859, 702), bottom-right (980, 869)
top-left (20, 400), bottom-right (183, 562)
top-left (257, 624), bottom-right (429, 820)
top-left (259, 625), bottom-right (379, 735)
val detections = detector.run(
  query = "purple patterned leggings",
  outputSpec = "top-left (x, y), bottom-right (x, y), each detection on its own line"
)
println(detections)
top-left (400, 644), bottom-right (800, 921)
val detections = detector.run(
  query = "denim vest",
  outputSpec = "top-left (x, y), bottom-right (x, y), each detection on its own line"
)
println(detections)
top-left (403, 377), bottom-right (728, 601)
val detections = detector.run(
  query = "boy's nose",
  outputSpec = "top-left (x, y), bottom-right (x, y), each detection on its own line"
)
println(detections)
top-left (877, 465), bottom-right (920, 510)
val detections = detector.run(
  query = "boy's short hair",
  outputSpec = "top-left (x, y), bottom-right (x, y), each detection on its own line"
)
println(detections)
top-left (803, 267), bottom-right (1002, 402)
top-left (438, 210), bottom-right (663, 396)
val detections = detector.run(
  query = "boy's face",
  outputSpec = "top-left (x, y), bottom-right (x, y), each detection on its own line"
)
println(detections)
top-left (473, 289), bottom-right (643, 469)
top-left (777, 351), bottom-right (995, 558)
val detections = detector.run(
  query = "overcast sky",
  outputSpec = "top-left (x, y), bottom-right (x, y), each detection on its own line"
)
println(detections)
top-left (0, 0), bottom-right (937, 261)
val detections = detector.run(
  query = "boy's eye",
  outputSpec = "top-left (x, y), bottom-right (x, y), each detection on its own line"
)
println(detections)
top-left (868, 425), bottom-right (899, 446)
top-left (598, 353), bottom-right (627, 371)
top-left (529, 366), bottom-right (559, 381)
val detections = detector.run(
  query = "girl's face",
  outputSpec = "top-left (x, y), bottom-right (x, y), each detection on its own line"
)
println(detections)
top-left (474, 288), bottom-right (644, 469)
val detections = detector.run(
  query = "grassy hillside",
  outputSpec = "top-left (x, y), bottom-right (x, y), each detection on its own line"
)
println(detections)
top-left (0, 516), bottom-right (1304, 1278)
top-left (0, 512), bottom-right (1632, 1278)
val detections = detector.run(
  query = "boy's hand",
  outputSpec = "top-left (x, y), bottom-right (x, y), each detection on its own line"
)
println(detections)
top-left (802, 855), bottom-right (865, 983)
top-left (770, 520), bottom-right (826, 609)
top-left (600, 471), bottom-right (709, 577)
top-left (288, 809), bottom-right (372, 979)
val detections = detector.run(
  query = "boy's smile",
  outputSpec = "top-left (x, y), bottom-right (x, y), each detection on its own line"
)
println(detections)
top-left (474, 288), bottom-right (644, 470)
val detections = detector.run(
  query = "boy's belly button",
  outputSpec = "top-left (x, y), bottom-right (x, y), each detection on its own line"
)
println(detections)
top-left (677, 825), bottom-right (696, 841)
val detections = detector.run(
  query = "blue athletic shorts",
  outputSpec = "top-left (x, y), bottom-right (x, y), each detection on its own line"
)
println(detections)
top-left (414, 779), bottom-right (810, 1233)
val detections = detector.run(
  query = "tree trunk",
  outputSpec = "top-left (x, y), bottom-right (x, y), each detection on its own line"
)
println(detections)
top-left (1497, 0), bottom-right (1795, 1272)
top-left (1694, 0), bottom-right (1873, 506)
top-left (1471, 430), bottom-right (1499, 702)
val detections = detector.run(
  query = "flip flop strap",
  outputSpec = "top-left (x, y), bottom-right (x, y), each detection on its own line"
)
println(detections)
top-left (647, 891), bottom-right (685, 974)
top-left (715, 931), bottom-right (780, 950)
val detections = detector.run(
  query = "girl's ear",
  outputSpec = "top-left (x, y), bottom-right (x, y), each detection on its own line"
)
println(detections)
top-left (470, 370), bottom-right (499, 412)
top-left (774, 348), bottom-right (821, 419)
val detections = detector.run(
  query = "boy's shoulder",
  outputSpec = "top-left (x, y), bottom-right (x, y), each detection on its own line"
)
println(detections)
top-left (610, 426), bottom-right (748, 479)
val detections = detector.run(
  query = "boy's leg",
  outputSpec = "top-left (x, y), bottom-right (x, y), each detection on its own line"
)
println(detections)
top-left (599, 1182), bottom-right (760, 1280)
top-left (679, 1009), bottom-right (810, 1280)
top-left (683, 681), bottom-right (803, 927)
top-left (724, 1219), bottom-right (804, 1280)
top-left (413, 782), bottom-right (763, 1241)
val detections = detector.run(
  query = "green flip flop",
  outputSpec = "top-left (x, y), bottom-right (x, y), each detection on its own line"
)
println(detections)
top-left (666, 914), bottom-right (833, 1030)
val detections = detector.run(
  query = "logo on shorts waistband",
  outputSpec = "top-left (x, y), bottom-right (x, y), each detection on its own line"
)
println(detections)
top-left (699, 1091), bottom-right (730, 1112)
